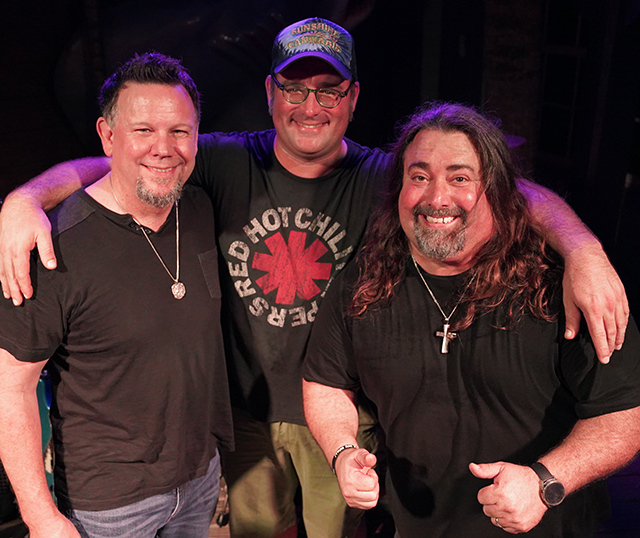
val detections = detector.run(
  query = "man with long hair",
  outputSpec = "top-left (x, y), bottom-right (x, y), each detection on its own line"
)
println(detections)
top-left (303, 102), bottom-right (640, 537)
top-left (0, 20), bottom-right (630, 536)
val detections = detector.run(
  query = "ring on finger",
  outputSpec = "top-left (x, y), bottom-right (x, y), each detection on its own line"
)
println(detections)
top-left (494, 517), bottom-right (503, 529)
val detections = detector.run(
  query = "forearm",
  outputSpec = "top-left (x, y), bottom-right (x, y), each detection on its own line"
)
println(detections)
top-left (539, 406), bottom-right (640, 495)
top-left (302, 379), bottom-right (360, 465)
top-left (5, 157), bottom-right (111, 211)
top-left (518, 178), bottom-right (600, 257)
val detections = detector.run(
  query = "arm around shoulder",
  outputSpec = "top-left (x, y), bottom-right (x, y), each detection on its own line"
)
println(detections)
top-left (6, 156), bottom-right (111, 211)
top-left (518, 178), bottom-right (629, 363)
top-left (0, 157), bottom-right (111, 305)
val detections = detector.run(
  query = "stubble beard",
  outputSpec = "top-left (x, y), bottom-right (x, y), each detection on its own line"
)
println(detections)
top-left (136, 176), bottom-right (184, 208)
top-left (412, 205), bottom-right (468, 260)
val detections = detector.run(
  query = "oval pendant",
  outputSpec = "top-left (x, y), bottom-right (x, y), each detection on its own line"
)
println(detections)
top-left (172, 282), bottom-right (186, 300)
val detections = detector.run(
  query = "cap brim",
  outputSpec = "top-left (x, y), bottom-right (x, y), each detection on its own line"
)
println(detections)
top-left (273, 52), bottom-right (351, 80)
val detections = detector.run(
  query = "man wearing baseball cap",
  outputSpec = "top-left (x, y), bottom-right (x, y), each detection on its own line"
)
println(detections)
top-left (0, 16), bottom-right (628, 538)
top-left (271, 18), bottom-right (358, 79)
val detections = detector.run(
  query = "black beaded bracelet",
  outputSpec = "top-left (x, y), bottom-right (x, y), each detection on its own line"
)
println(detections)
top-left (331, 444), bottom-right (358, 473)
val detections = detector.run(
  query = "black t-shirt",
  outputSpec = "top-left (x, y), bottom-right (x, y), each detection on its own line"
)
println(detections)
top-left (0, 186), bottom-right (233, 510)
top-left (190, 129), bottom-right (391, 423)
top-left (303, 260), bottom-right (640, 537)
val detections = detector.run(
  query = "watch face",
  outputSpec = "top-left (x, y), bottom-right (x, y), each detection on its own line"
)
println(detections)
top-left (543, 480), bottom-right (566, 506)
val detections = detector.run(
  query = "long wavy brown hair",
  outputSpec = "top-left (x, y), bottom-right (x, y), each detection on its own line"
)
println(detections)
top-left (350, 102), bottom-right (560, 329)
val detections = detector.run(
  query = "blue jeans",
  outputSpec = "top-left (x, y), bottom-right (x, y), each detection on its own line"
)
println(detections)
top-left (64, 452), bottom-right (220, 538)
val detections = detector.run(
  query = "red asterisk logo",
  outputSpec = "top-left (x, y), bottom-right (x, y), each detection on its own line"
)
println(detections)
top-left (252, 231), bottom-right (332, 304)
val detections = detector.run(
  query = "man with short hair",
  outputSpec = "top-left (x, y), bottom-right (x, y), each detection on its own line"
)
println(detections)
top-left (0, 53), bottom-right (233, 538)
top-left (0, 18), bottom-right (629, 538)
top-left (302, 102), bottom-right (640, 538)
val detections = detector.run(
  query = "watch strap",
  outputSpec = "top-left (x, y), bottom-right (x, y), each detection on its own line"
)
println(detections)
top-left (529, 461), bottom-right (554, 482)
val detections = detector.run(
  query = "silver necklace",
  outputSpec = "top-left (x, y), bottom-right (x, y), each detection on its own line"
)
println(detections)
top-left (110, 175), bottom-right (185, 300)
top-left (411, 255), bottom-right (473, 353)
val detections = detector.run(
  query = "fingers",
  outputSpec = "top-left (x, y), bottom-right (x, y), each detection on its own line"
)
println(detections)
top-left (582, 299), bottom-right (628, 364)
top-left (14, 252), bottom-right (36, 303)
top-left (490, 514), bottom-right (518, 534)
top-left (476, 463), bottom-right (546, 534)
top-left (1, 254), bottom-right (26, 306)
top-left (614, 293), bottom-right (630, 351)
top-left (342, 470), bottom-right (379, 509)
top-left (486, 510), bottom-right (536, 534)
top-left (353, 449), bottom-right (377, 469)
top-left (469, 461), bottom-right (501, 480)
top-left (583, 314), bottom-right (611, 364)
top-left (10, 232), bottom-right (57, 304)
top-left (2, 244), bottom-right (39, 305)
top-left (36, 233), bottom-right (58, 271)
top-left (0, 257), bottom-right (8, 301)
top-left (0, 207), bottom-right (56, 305)
top-left (336, 448), bottom-right (379, 510)
top-left (562, 294), bottom-right (581, 341)
top-left (561, 244), bottom-right (630, 362)
top-left (563, 277), bottom-right (629, 364)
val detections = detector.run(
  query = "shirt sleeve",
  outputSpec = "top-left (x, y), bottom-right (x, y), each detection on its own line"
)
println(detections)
top-left (0, 257), bottom-right (65, 363)
top-left (303, 267), bottom-right (361, 391)
top-left (189, 133), bottom-right (218, 191)
top-left (559, 314), bottom-right (640, 419)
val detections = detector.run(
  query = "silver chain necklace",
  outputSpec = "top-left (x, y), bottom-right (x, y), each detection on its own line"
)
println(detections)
top-left (411, 255), bottom-right (473, 353)
top-left (110, 175), bottom-right (185, 299)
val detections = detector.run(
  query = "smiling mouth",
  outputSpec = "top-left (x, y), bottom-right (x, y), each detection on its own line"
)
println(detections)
top-left (293, 120), bottom-right (326, 129)
top-left (414, 205), bottom-right (467, 228)
top-left (145, 165), bottom-right (178, 173)
top-left (425, 215), bottom-right (456, 224)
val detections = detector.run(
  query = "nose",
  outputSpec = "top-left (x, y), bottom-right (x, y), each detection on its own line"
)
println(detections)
top-left (151, 132), bottom-right (175, 157)
top-left (300, 90), bottom-right (324, 115)
top-left (422, 178), bottom-right (452, 208)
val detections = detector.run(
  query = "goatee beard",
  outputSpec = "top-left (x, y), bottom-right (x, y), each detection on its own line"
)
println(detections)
top-left (412, 205), bottom-right (467, 260)
top-left (136, 178), bottom-right (183, 208)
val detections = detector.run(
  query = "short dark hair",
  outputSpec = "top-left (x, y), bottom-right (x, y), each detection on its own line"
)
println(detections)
top-left (98, 52), bottom-right (201, 124)
top-left (351, 102), bottom-right (558, 328)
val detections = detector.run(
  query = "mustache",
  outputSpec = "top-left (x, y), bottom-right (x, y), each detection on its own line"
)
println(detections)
top-left (411, 204), bottom-right (467, 220)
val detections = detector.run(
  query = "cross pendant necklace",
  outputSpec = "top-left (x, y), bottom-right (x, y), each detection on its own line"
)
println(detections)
top-left (411, 255), bottom-right (473, 354)
top-left (436, 323), bottom-right (456, 354)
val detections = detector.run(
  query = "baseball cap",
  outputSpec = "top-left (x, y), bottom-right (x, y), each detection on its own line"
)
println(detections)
top-left (271, 17), bottom-right (357, 81)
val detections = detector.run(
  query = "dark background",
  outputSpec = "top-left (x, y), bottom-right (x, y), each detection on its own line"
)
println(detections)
top-left (1, 0), bottom-right (640, 314)
top-left (1, 2), bottom-right (640, 535)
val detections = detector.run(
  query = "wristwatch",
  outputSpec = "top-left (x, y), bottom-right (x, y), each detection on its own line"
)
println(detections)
top-left (529, 462), bottom-right (566, 507)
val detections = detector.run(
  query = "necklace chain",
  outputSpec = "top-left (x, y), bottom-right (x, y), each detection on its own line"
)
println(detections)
top-left (411, 255), bottom-right (458, 322)
top-left (109, 175), bottom-right (185, 299)
top-left (411, 255), bottom-right (474, 353)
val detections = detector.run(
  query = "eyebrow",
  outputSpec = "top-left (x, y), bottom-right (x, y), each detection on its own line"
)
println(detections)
top-left (277, 75), bottom-right (348, 89)
top-left (129, 121), bottom-right (195, 129)
top-left (407, 161), bottom-right (478, 173)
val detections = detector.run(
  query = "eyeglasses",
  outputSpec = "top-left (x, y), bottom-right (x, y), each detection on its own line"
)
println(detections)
top-left (271, 76), bottom-right (352, 108)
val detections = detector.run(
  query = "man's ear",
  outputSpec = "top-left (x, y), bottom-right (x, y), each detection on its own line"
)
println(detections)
top-left (265, 74), bottom-right (275, 113)
top-left (96, 117), bottom-right (115, 157)
top-left (350, 81), bottom-right (360, 113)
